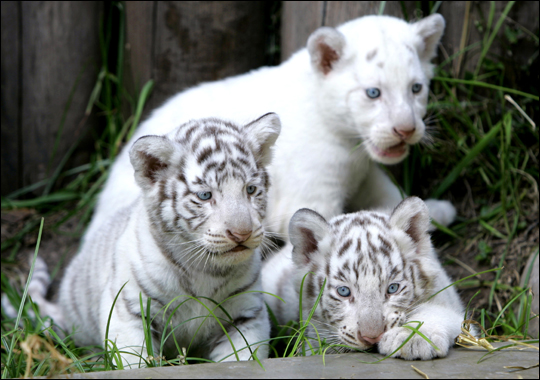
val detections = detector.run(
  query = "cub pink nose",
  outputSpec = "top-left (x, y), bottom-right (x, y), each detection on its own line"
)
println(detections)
top-left (393, 127), bottom-right (416, 140)
top-left (226, 230), bottom-right (252, 243)
top-left (361, 332), bottom-right (384, 345)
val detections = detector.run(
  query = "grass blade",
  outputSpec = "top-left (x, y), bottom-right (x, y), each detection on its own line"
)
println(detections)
top-left (427, 267), bottom-right (503, 301)
top-left (2, 192), bottom-right (80, 209)
top-left (474, 1), bottom-right (516, 78)
top-left (2, 218), bottom-right (44, 379)
top-left (104, 281), bottom-right (129, 370)
top-left (432, 120), bottom-right (502, 198)
top-left (378, 1), bottom-right (386, 15)
top-left (127, 80), bottom-right (154, 141)
top-left (433, 77), bottom-right (538, 100)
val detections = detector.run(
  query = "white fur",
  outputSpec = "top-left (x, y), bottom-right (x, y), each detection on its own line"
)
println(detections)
top-left (86, 14), bottom-right (455, 242)
top-left (59, 201), bottom-right (269, 366)
top-left (16, 116), bottom-right (282, 368)
top-left (263, 197), bottom-right (465, 360)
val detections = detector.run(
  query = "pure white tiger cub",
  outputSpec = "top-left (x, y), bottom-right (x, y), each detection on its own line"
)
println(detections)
top-left (24, 114), bottom-right (281, 366)
top-left (85, 14), bottom-right (455, 244)
top-left (262, 197), bottom-right (465, 360)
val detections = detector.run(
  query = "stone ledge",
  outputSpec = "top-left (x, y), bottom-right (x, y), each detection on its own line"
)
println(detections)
top-left (63, 342), bottom-right (538, 379)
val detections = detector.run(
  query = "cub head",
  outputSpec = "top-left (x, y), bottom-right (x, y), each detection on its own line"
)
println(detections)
top-left (289, 197), bottom-right (437, 352)
top-left (307, 14), bottom-right (445, 165)
top-left (129, 113), bottom-right (281, 268)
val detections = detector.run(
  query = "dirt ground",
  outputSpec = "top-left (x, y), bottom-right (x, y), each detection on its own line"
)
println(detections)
top-left (1, 208), bottom-right (82, 299)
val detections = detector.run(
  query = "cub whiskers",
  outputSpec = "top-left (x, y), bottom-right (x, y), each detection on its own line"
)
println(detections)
top-left (258, 233), bottom-right (282, 259)
top-left (176, 242), bottom-right (210, 271)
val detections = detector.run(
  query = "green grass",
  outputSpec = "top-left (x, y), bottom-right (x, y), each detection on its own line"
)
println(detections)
top-left (1, 251), bottom-right (328, 374)
top-left (4, 253), bottom-right (531, 376)
top-left (0, 256), bottom-right (461, 376)
top-left (1, 0), bottom-right (539, 377)
top-left (403, 1), bottom-right (538, 343)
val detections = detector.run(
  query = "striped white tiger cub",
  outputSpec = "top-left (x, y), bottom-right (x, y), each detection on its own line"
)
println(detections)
top-left (262, 197), bottom-right (465, 360)
top-left (27, 113), bottom-right (281, 366)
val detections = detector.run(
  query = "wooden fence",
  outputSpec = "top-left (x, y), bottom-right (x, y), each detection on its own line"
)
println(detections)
top-left (1, 1), bottom-right (537, 196)
top-left (1, 1), bottom-right (102, 196)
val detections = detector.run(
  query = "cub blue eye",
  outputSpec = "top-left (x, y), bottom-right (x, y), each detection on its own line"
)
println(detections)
top-left (387, 283), bottom-right (399, 294)
top-left (337, 286), bottom-right (351, 297)
top-left (366, 88), bottom-right (381, 99)
top-left (412, 83), bottom-right (422, 93)
top-left (247, 185), bottom-right (256, 194)
top-left (197, 192), bottom-right (212, 200)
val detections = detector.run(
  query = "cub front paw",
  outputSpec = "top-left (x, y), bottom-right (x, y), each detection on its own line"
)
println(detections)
top-left (378, 327), bottom-right (450, 360)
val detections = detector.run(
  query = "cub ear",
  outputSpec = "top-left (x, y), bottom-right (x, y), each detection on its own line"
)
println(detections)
top-left (129, 135), bottom-right (176, 191)
top-left (412, 13), bottom-right (445, 62)
top-left (389, 196), bottom-right (431, 254)
top-left (307, 27), bottom-right (346, 75)
top-left (289, 208), bottom-right (330, 266)
top-left (244, 112), bottom-right (281, 166)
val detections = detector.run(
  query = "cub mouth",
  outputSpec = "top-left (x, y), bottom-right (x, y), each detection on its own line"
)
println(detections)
top-left (220, 245), bottom-right (253, 262)
top-left (223, 244), bottom-right (249, 255)
top-left (228, 245), bottom-right (248, 253)
top-left (372, 141), bottom-right (407, 158)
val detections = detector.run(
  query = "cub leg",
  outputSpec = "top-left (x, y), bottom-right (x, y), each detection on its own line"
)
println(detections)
top-left (99, 297), bottom-right (156, 369)
top-left (208, 303), bottom-right (270, 362)
top-left (104, 318), bottom-right (156, 368)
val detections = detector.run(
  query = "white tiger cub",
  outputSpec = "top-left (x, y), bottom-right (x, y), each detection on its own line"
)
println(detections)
top-left (26, 114), bottom-right (281, 366)
top-left (262, 197), bottom-right (464, 360)
top-left (85, 14), bottom-right (455, 243)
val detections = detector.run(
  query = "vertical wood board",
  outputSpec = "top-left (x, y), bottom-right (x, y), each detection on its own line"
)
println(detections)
top-left (124, 1), bottom-right (154, 95)
top-left (281, 1), bottom-right (324, 61)
top-left (1, 1), bottom-right (20, 195)
top-left (127, 1), bottom-right (268, 112)
top-left (19, 1), bottom-right (101, 189)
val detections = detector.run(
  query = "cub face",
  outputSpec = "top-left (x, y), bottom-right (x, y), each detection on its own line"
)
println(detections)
top-left (307, 14), bottom-right (445, 165)
top-left (129, 113), bottom-right (281, 267)
top-left (289, 197), bottom-right (435, 351)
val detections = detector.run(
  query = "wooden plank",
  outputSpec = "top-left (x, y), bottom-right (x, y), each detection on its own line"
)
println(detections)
top-left (20, 1), bottom-right (101, 190)
top-left (124, 1), bottom-right (154, 95)
top-left (281, 1), bottom-right (324, 61)
top-left (437, 2), bottom-right (470, 77)
top-left (140, 1), bottom-right (267, 111)
top-left (1, 1), bottom-right (20, 195)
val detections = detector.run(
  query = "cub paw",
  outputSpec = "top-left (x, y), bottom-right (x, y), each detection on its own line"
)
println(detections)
top-left (209, 339), bottom-right (267, 362)
top-left (424, 199), bottom-right (456, 230)
top-left (378, 326), bottom-right (450, 360)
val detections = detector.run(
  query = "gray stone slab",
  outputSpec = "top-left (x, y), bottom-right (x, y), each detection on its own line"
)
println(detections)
top-left (65, 342), bottom-right (538, 379)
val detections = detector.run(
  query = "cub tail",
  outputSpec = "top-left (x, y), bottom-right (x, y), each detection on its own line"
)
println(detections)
top-left (1, 256), bottom-right (64, 330)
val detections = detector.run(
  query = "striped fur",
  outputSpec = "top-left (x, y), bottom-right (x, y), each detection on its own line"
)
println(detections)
top-left (31, 114), bottom-right (281, 366)
top-left (263, 197), bottom-right (465, 360)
